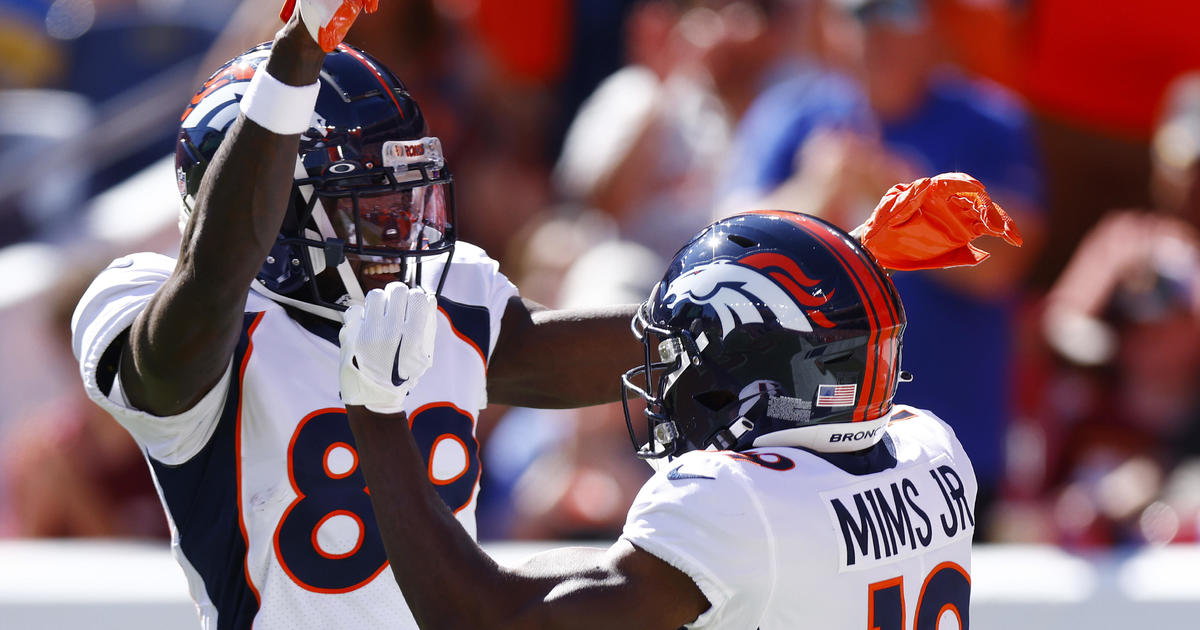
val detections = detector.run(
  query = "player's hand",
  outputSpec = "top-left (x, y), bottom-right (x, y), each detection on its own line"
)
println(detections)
top-left (280, 0), bottom-right (379, 53)
top-left (339, 284), bottom-right (437, 414)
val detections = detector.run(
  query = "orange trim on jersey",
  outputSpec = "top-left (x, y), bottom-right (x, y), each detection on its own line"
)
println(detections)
top-left (917, 561), bottom-right (970, 627)
top-left (408, 401), bottom-right (480, 514)
top-left (337, 45), bottom-right (405, 119)
top-left (235, 311), bottom-right (266, 604)
top-left (720, 450), bottom-right (797, 471)
top-left (322, 441), bottom-right (359, 480)
top-left (428, 434), bottom-right (470, 486)
top-left (311, 510), bottom-right (366, 560)
top-left (437, 306), bottom-right (487, 367)
top-left (936, 602), bottom-right (963, 629)
top-left (867, 576), bottom-right (904, 630)
top-left (749, 211), bottom-right (902, 423)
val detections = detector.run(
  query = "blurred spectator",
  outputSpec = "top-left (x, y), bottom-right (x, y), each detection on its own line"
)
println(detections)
top-left (558, 0), bottom-right (821, 259)
top-left (715, 0), bottom-right (875, 214)
top-left (554, 0), bottom-right (721, 258)
top-left (722, 0), bottom-right (1044, 532)
top-left (1150, 73), bottom-right (1200, 228)
top-left (1002, 73), bottom-right (1200, 546)
top-left (552, 0), bottom-right (640, 155)
top-left (1, 262), bottom-right (167, 539)
top-left (1013, 212), bottom-right (1200, 546)
top-left (850, 0), bottom-right (1042, 533)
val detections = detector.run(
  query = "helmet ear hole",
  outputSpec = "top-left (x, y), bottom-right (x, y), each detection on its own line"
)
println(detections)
top-left (727, 234), bottom-right (757, 248)
top-left (692, 390), bottom-right (738, 412)
top-left (817, 350), bottom-right (855, 368)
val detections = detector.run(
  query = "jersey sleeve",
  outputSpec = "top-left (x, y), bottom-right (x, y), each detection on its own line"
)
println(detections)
top-left (437, 241), bottom-right (518, 360)
top-left (484, 262), bottom-right (517, 361)
top-left (70, 252), bottom-right (232, 464)
top-left (619, 454), bottom-right (773, 629)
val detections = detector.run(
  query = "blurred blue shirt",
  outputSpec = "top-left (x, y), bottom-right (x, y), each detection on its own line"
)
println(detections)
top-left (721, 69), bottom-right (1042, 490)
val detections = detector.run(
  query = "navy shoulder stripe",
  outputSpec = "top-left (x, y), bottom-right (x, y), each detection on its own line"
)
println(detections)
top-left (436, 295), bottom-right (491, 365)
top-left (149, 311), bottom-right (263, 629)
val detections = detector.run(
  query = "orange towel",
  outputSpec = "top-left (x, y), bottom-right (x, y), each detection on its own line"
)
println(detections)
top-left (852, 172), bottom-right (1022, 271)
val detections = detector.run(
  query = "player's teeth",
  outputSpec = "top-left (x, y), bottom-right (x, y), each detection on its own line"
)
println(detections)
top-left (364, 263), bottom-right (402, 275)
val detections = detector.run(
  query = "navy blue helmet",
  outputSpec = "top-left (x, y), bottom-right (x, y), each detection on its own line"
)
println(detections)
top-left (176, 42), bottom-right (455, 320)
top-left (622, 211), bottom-right (907, 462)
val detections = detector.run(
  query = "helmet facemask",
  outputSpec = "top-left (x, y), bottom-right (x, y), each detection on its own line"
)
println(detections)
top-left (621, 300), bottom-right (773, 468)
top-left (177, 43), bottom-right (455, 322)
top-left (259, 137), bottom-right (457, 319)
top-left (622, 301), bottom-right (697, 464)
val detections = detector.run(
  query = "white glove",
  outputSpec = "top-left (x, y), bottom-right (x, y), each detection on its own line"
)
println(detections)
top-left (280, 0), bottom-right (378, 53)
top-left (339, 283), bottom-right (437, 414)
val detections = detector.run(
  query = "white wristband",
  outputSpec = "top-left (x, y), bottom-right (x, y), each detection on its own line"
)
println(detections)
top-left (239, 68), bottom-right (320, 135)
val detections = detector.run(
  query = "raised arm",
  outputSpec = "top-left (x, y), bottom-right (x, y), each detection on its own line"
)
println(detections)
top-left (347, 406), bottom-right (708, 630)
top-left (337, 285), bottom-right (707, 629)
top-left (119, 16), bottom-right (325, 416)
top-left (487, 297), bottom-right (642, 408)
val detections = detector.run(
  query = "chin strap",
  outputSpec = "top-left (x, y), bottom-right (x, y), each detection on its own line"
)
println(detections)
top-left (251, 279), bottom-right (345, 321)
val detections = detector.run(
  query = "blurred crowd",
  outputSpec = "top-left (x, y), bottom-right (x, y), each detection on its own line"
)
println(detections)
top-left (2, 0), bottom-right (1200, 548)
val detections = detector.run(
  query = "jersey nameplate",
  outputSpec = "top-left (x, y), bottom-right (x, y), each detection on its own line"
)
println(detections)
top-left (820, 461), bottom-right (974, 572)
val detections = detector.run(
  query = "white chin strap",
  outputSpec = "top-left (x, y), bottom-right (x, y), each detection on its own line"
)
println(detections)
top-left (250, 278), bottom-right (345, 322)
top-left (293, 158), bottom-right (365, 306)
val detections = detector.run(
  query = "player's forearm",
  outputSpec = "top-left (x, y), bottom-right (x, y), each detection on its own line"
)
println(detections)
top-left (488, 302), bottom-right (642, 408)
top-left (121, 19), bottom-right (325, 416)
top-left (347, 406), bottom-right (559, 629)
top-left (178, 17), bottom-right (325, 301)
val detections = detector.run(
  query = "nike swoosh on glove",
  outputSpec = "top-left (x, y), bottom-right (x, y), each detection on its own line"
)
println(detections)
top-left (339, 283), bottom-right (437, 414)
top-left (280, 0), bottom-right (379, 53)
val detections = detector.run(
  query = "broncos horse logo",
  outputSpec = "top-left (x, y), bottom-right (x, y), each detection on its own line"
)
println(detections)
top-left (662, 252), bottom-right (835, 338)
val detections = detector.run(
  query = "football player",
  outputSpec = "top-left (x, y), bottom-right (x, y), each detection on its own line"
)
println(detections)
top-left (344, 210), bottom-right (978, 629)
top-left (71, 4), bottom-right (637, 628)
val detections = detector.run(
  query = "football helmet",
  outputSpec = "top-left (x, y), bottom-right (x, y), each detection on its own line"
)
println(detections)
top-left (621, 211), bottom-right (907, 462)
top-left (176, 42), bottom-right (455, 321)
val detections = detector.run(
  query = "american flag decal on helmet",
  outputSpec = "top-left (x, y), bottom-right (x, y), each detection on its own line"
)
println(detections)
top-left (816, 384), bottom-right (857, 407)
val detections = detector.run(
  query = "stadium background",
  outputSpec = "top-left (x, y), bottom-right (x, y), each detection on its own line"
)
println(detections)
top-left (2, 0), bottom-right (1200, 626)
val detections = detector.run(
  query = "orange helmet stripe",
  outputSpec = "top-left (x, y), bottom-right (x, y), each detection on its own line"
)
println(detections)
top-left (747, 211), bottom-right (901, 422)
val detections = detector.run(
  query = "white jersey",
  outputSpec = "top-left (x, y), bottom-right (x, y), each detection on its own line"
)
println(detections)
top-left (71, 243), bottom-right (516, 629)
top-left (621, 406), bottom-right (976, 630)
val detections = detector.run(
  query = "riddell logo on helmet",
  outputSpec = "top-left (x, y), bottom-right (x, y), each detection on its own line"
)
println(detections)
top-left (830, 428), bottom-right (878, 443)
